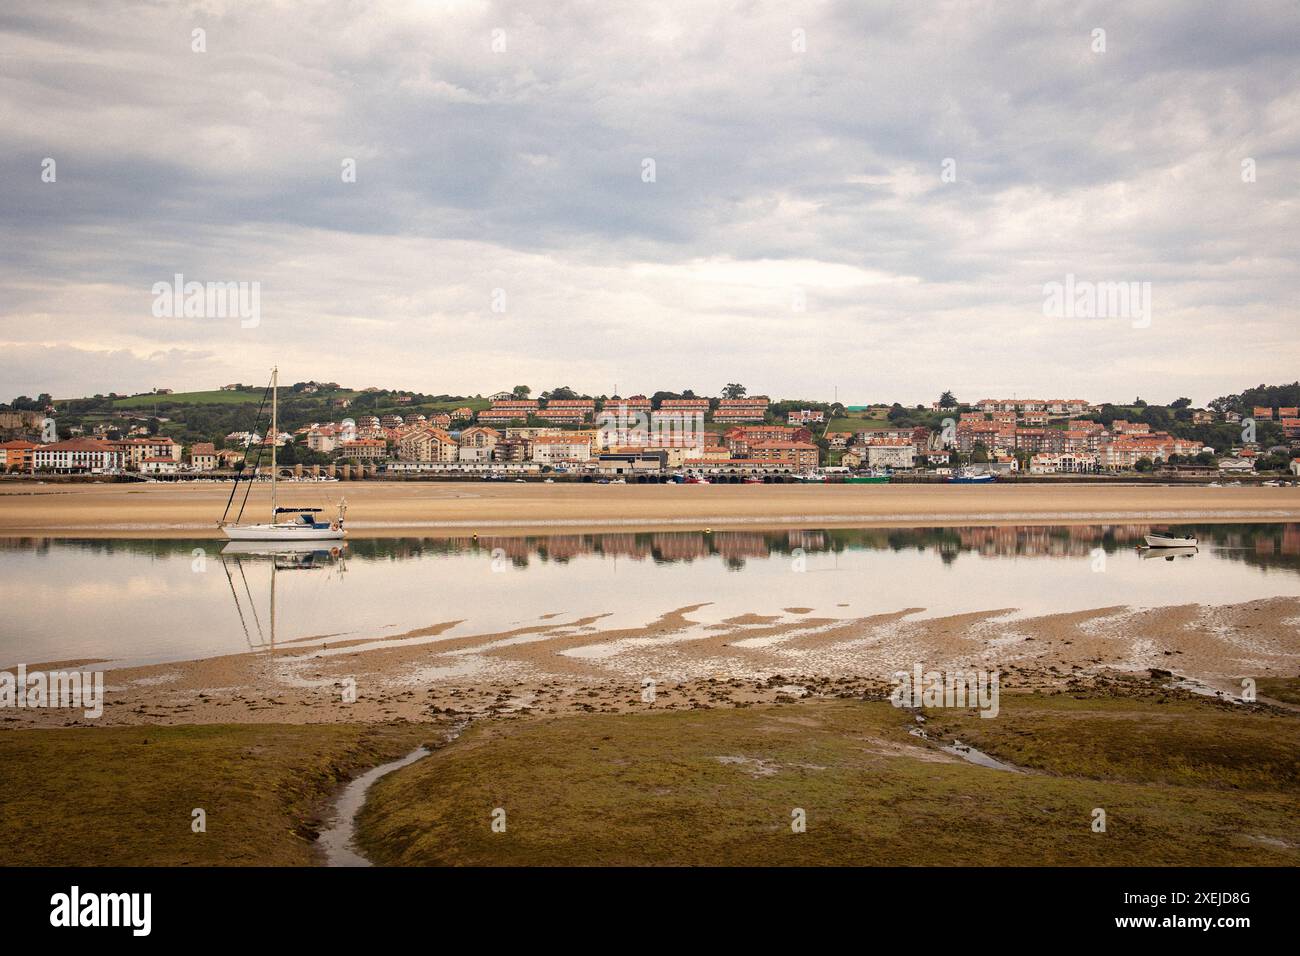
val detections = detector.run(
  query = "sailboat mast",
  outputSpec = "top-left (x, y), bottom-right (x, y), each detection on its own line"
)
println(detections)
top-left (270, 366), bottom-right (278, 518)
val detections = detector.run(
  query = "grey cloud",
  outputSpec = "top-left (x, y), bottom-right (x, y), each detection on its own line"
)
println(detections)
top-left (0, 0), bottom-right (1297, 404)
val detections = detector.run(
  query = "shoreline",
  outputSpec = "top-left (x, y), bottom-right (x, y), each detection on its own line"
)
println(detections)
top-left (1, 481), bottom-right (1297, 537)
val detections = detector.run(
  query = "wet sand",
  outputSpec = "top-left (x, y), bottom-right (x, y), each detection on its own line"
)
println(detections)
top-left (1, 480), bottom-right (1298, 537)
top-left (11, 596), bottom-right (1298, 728)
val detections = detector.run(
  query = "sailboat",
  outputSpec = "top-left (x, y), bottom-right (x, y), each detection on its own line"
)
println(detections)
top-left (220, 367), bottom-right (348, 541)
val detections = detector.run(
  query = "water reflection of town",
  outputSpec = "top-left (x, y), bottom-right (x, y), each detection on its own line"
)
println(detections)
top-left (5, 524), bottom-right (1299, 573)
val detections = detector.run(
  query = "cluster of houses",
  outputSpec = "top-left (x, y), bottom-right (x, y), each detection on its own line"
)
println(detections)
top-left (0, 435), bottom-right (195, 474)
top-left (4, 391), bottom-right (1299, 479)
top-left (948, 416), bottom-right (1205, 473)
top-left (1253, 406), bottom-right (1300, 437)
top-left (380, 420), bottom-right (823, 477)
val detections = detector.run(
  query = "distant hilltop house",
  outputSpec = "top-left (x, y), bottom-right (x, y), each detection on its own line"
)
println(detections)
top-left (976, 398), bottom-right (1091, 418)
top-left (788, 408), bottom-right (825, 425)
top-left (607, 395), bottom-right (652, 414)
top-left (479, 399), bottom-right (540, 424)
top-left (536, 399), bottom-right (595, 425)
top-left (1253, 405), bottom-right (1299, 421)
top-left (714, 397), bottom-right (770, 424)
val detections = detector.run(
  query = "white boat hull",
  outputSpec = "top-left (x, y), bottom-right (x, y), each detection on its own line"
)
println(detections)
top-left (222, 523), bottom-right (346, 541)
top-left (1145, 534), bottom-right (1197, 548)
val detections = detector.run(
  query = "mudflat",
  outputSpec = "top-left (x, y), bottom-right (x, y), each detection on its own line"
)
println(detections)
top-left (1, 480), bottom-right (1297, 537)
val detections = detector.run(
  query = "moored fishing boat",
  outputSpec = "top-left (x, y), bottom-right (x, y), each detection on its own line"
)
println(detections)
top-left (948, 468), bottom-right (995, 483)
top-left (1144, 531), bottom-right (1198, 548)
top-left (846, 469), bottom-right (890, 484)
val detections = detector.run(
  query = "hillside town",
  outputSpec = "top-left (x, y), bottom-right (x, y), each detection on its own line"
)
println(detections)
top-left (2, 387), bottom-right (1299, 481)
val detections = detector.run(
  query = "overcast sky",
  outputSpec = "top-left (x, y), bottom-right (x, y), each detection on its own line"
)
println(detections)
top-left (2, 0), bottom-right (1297, 406)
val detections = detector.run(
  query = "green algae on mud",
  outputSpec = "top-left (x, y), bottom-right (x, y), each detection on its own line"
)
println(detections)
top-left (356, 690), bottom-right (1300, 867)
top-left (0, 722), bottom-right (435, 866)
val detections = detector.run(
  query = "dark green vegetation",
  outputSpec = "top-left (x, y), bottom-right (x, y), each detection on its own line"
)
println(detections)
top-left (1258, 676), bottom-right (1300, 706)
top-left (0, 722), bottom-right (432, 865)
top-left (359, 690), bottom-right (1299, 866)
top-left (30, 386), bottom-right (489, 448)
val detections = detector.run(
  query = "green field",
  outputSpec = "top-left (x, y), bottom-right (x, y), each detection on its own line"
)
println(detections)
top-left (111, 389), bottom-right (278, 408)
top-left (106, 390), bottom-right (485, 414)
top-left (826, 415), bottom-right (892, 432)
top-left (417, 397), bottom-right (490, 413)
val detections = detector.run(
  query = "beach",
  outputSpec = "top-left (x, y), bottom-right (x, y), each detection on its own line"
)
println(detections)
top-left (9, 595), bottom-right (1299, 728)
top-left (1, 480), bottom-right (1298, 536)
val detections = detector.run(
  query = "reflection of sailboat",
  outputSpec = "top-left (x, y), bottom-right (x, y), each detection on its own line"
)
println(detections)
top-left (219, 542), bottom-right (346, 650)
top-left (1140, 545), bottom-right (1198, 561)
top-left (220, 367), bottom-right (347, 541)
top-left (221, 541), bottom-right (346, 558)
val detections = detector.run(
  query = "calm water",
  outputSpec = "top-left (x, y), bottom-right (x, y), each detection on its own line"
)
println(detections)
top-left (2, 524), bottom-right (1298, 670)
